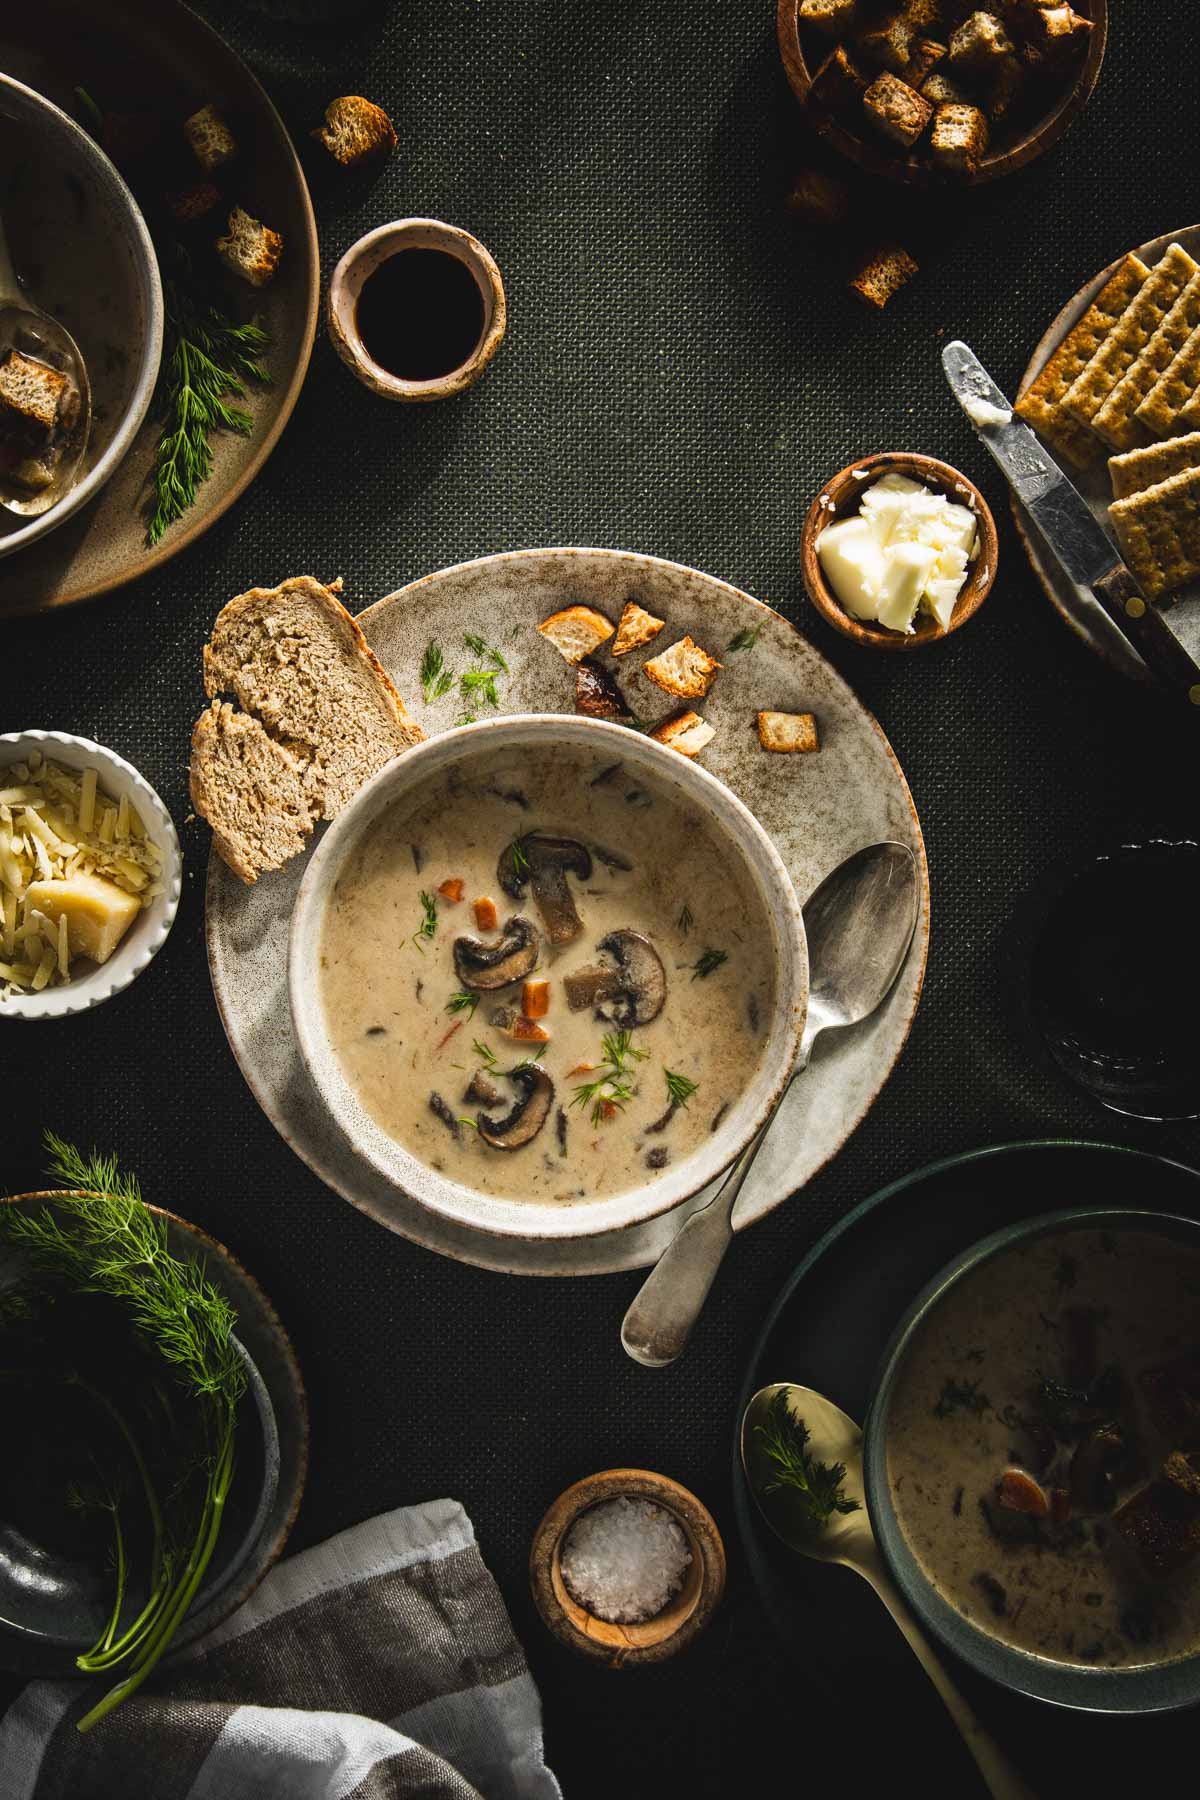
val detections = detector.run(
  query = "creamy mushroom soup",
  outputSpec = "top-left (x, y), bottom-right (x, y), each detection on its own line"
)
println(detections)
top-left (886, 1227), bottom-right (1200, 1669)
top-left (318, 751), bottom-right (777, 1202)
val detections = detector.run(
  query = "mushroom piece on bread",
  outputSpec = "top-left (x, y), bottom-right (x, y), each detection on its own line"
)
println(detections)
top-left (189, 575), bottom-right (423, 882)
top-left (183, 104), bottom-right (236, 174)
top-left (611, 599), bottom-right (666, 656)
top-left (216, 207), bottom-right (283, 288)
top-left (313, 96), bottom-right (397, 167)
top-left (650, 711), bottom-right (716, 758)
top-left (641, 635), bottom-right (721, 700)
top-left (537, 604), bottom-right (615, 663)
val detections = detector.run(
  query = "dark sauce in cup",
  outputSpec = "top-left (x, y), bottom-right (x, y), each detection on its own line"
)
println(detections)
top-left (355, 249), bottom-right (485, 382)
top-left (1030, 840), bottom-right (1200, 1120)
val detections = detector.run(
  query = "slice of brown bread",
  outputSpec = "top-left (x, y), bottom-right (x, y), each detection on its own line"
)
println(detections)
top-left (192, 575), bottom-right (424, 881)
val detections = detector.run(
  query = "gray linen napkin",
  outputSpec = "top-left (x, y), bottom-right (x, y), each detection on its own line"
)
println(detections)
top-left (0, 1499), bottom-right (561, 1800)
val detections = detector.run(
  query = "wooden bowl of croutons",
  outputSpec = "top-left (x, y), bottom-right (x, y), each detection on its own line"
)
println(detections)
top-left (779, 0), bottom-right (1106, 185)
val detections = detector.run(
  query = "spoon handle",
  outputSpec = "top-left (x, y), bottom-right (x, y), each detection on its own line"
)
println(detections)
top-left (857, 1552), bottom-right (1036, 1800)
top-left (620, 1112), bottom-right (772, 1367)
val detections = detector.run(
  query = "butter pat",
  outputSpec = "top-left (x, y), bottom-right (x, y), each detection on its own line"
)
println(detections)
top-left (816, 472), bottom-right (977, 633)
top-left (25, 871), bottom-right (140, 965)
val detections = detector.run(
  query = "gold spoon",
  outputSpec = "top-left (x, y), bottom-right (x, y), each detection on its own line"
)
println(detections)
top-left (741, 1383), bottom-right (1036, 1800)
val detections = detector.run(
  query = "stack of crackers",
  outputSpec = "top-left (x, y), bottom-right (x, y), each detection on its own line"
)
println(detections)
top-left (1015, 241), bottom-right (1200, 602)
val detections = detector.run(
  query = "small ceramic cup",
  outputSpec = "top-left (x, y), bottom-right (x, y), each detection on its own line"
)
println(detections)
top-left (327, 217), bottom-right (506, 403)
top-left (529, 1469), bottom-right (726, 1667)
top-left (801, 452), bottom-right (999, 651)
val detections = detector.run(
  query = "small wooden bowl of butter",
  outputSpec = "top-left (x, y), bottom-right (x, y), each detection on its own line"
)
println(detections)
top-left (801, 453), bottom-right (998, 651)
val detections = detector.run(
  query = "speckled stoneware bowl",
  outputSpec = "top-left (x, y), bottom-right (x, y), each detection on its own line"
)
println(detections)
top-left (864, 1206), bottom-right (1200, 1714)
top-left (0, 1192), bottom-right (307, 1678)
top-left (0, 729), bottom-right (182, 1021)
top-left (0, 74), bottom-right (162, 559)
top-left (206, 547), bottom-right (928, 1276)
top-left (327, 218), bottom-right (506, 403)
top-left (289, 715), bottom-right (808, 1242)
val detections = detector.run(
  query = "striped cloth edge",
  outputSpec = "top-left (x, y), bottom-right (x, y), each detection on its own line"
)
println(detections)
top-left (0, 1500), bottom-right (561, 1800)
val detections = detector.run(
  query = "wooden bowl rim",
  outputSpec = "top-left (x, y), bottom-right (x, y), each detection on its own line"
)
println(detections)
top-left (529, 1468), bottom-right (726, 1666)
top-left (777, 0), bottom-right (1108, 187)
top-left (800, 452), bottom-right (998, 652)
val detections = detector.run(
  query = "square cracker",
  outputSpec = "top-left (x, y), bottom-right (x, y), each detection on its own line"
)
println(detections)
top-left (1136, 321), bottom-right (1200, 437)
top-left (1109, 431), bottom-right (1200, 500)
top-left (1108, 463), bottom-right (1200, 601)
top-left (1092, 270), bottom-right (1200, 449)
top-left (1062, 244), bottom-right (1199, 433)
top-left (1014, 253), bottom-right (1148, 468)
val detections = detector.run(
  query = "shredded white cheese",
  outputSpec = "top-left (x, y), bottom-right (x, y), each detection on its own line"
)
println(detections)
top-left (0, 753), bottom-right (163, 999)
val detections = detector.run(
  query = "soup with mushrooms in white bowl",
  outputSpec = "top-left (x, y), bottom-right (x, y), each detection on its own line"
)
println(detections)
top-left (289, 716), bottom-right (807, 1242)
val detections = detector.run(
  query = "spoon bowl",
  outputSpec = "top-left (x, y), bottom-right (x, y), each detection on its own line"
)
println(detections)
top-left (740, 1382), bottom-right (1034, 1800)
top-left (0, 296), bottom-right (92, 516)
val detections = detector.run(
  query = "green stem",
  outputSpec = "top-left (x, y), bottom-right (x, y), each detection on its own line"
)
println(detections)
top-left (82, 1504), bottom-right (126, 1661)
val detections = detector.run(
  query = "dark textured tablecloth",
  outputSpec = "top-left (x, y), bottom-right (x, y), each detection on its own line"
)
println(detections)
top-left (6, 2), bottom-right (1199, 1793)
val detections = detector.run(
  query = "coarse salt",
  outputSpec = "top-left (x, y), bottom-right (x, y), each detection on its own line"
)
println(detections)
top-left (560, 1496), bottom-right (692, 1623)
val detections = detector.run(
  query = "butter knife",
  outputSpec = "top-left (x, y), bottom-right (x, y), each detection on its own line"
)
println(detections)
top-left (941, 339), bottom-right (1200, 703)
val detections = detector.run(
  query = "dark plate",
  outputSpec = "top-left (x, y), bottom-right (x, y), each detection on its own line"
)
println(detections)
top-left (0, 1194), bottom-right (308, 1677)
top-left (0, 0), bottom-right (318, 615)
top-left (733, 1141), bottom-right (1200, 1793)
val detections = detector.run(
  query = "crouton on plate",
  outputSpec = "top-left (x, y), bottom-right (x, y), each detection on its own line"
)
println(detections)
top-left (612, 599), bottom-right (667, 655)
top-left (537, 605), bottom-right (615, 663)
top-left (642, 636), bottom-right (721, 700)
top-left (757, 711), bottom-right (820, 753)
top-left (184, 103), bottom-right (236, 174)
top-left (650, 711), bottom-right (716, 758)
top-left (930, 102), bottom-right (990, 172)
top-left (863, 73), bottom-right (933, 147)
top-left (216, 207), bottom-right (283, 288)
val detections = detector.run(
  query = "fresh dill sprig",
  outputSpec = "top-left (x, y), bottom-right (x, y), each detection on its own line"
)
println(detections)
top-left (462, 632), bottom-right (508, 672)
top-left (664, 1069), bottom-right (699, 1108)
top-left (508, 837), bottom-right (530, 874)
top-left (571, 1029), bottom-right (649, 1124)
top-left (420, 642), bottom-right (456, 704)
top-left (933, 1376), bottom-right (991, 1420)
top-left (691, 947), bottom-right (728, 980)
top-left (677, 903), bottom-right (694, 935)
top-left (0, 1134), bottom-right (246, 1732)
top-left (753, 1389), bottom-right (860, 1534)
top-left (726, 624), bottom-right (763, 653)
top-left (412, 891), bottom-right (438, 951)
top-left (460, 667), bottom-right (502, 712)
top-left (473, 1038), bottom-right (500, 1070)
top-left (445, 991), bottom-right (480, 1019)
top-left (149, 251), bottom-right (271, 546)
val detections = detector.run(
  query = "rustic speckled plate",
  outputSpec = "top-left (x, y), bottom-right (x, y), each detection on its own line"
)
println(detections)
top-left (0, 0), bottom-right (318, 616)
top-left (1014, 224), bottom-right (1200, 683)
top-left (205, 547), bottom-right (929, 1276)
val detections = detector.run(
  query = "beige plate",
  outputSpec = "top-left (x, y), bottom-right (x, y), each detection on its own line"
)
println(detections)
top-left (204, 548), bottom-right (930, 1276)
top-left (1014, 223), bottom-right (1200, 683)
top-left (0, 0), bottom-right (319, 617)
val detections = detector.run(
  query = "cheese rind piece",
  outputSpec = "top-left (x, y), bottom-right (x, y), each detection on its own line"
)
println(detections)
top-left (25, 873), bottom-right (140, 965)
top-left (815, 517), bottom-right (886, 620)
top-left (876, 541), bottom-right (938, 632)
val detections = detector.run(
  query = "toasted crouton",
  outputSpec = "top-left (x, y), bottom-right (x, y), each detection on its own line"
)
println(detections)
top-left (642, 636), bottom-right (721, 700)
top-left (313, 96), bottom-right (397, 168)
top-left (809, 44), bottom-right (871, 110)
top-left (0, 348), bottom-right (68, 439)
top-left (858, 17), bottom-right (915, 71)
top-left (901, 0), bottom-right (943, 28)
top-left (798, 0), bottom-right (857, 31)
top-left (757, 711), bottom-right (820, 754)
top-left (948, 11), bottom-right (1014, 70)
top-left (612, 599), bottom-right (667, 656)
top-left (930, 102), bottom-right (990, 171)
top-left (184, 104), bottom-right (236, 174)
top-left (650, 711), bottom-right (716, 758)
top-left (906, 37), bottom-right (948, 85)
top-left (216, 207), bottom-right (283, 288)
top-left (864, 73), bottom-right (933, 146)
top-left (920, 68), bottom-right (970, 104)
top-left (849, 243), bottom-right (919, 309)
top-left (1023, 2), bottom-right (1093, 60)
top-left (784, 168), bottom-right (853, 226)
top-left (166, 182), bottom-right (221, 224)
top-left (537, 604), bottom-right (615, 663)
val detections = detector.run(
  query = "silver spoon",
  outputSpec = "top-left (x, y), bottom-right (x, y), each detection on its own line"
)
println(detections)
top-left (0, 208), bottom-right (91, 516)
top-left (741, 1384), bottom-right (1035, 1800)
top-left (621, 841), bottom-right (919, 1368)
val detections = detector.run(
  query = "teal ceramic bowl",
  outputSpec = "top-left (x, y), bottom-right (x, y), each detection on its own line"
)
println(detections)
top-left (864, 1206), bottom-right (1200, 1715)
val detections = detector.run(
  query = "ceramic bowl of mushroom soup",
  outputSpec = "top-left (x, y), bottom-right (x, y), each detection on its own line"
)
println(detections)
top-left (288, 715), bottom-right (808, 1241)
